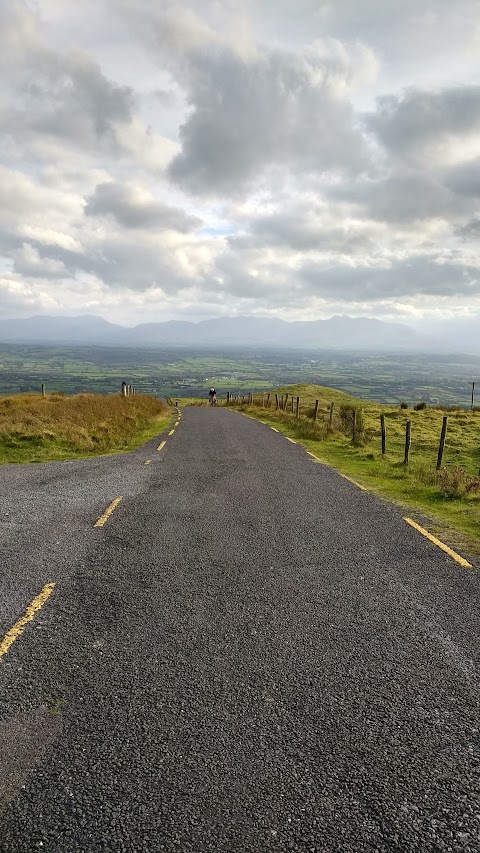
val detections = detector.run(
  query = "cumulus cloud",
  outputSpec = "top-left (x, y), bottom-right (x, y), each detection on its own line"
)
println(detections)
top-left (0, 0), bottom-right (479, 325)
top-left (166, 43), bottom-right (369, 194)
top-left (85, 182), bottom-right (202, 231)
top-left (1, 6), bottom-right (134, 154)
top-left (329, 170), bottom-right (473, 225)
top-left (12, 244), bottom-right (67, 279)
top-left (299, 253), bottom-right (480, 301)
top-left (367, 86), bottom-right (480, 167)
top-left (445, 158), bottom-right (480, 197)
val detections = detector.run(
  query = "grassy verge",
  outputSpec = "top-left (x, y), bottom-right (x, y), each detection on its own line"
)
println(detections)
top-left (219, 384), bottom-right (480, 554)
top-left (0, 393), bottom-right (171, 464)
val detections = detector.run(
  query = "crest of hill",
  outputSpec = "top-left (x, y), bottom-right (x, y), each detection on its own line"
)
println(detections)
top-left (278, 383), bottom-right (360, 407)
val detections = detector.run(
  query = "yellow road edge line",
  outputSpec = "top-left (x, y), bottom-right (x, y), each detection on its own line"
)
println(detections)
top-left (404, 518), bottom-right (472, 568)
top-left (307, 451), bottom-right (322, 462)
top-left (340, 473), bottom-right (367, 492)
top-left (168, 429), bottom-right (175, 436)
top-left (270, 427), bottom-right (279, 432)
top-left (145, 460), bottom-right (152, 465)
top-left (0, 582), bottom-right (55, 661)
top-left (157, 440), bottom-right (166, 451)
top-left (286, 437), bottom-right (297, 444)
top-left (94, 497), bottom-right (123, 528)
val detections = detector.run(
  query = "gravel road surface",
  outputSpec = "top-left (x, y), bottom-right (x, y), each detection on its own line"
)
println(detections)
top-left (0, 406), bottom-right (479, 852)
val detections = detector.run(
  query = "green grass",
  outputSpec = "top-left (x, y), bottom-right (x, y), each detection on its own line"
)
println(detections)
top-left (0, 393), bottom-right (172, 463)
top-left (1, 343), bottom-right (479, 405)
top-left (219, 384), bottom-right (480, 555)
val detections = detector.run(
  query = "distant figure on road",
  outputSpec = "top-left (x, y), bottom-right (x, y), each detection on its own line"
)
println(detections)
top-left (208, 387), bottom-right (217, 406)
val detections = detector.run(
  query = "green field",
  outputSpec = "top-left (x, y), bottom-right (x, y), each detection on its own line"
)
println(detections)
top-left (0, 343), bottom-right (479, 407)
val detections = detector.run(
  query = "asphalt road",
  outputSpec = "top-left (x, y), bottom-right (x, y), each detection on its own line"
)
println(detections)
top-left (0, 406), bottom-right (479, 853)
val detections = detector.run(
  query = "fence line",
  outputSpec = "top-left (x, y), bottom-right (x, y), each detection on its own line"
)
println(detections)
top-left (220, 391), bottom-right (466, 472)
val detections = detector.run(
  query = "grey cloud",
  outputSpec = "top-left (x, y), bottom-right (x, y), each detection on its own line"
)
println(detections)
top-left (330, 170), bottom-right (471, 224)
top-left (85, 182), bottom-right (202, 231)
top-left (1, 4), bottom-right (135, 156)
top-left (444, 158), bottom-right (480, 198)
top-left (240, 208), bottom-right (376, 254)
top-left (81, 236), bottom-right (206, 293)
top-left (12, 244), bottom-right (67, 279)
top-left (456, 219), bottom-right (480, 241)
top-left (30, 52), bottom-right (135, 147)
top-left (167, 44), bottom-right (367, 194)
top-left (11, 51), bottom-right (135, 152)
top-left (300, 255), bottom-right (479, 301)
top-left (366, 86), bottom-right (480, 164)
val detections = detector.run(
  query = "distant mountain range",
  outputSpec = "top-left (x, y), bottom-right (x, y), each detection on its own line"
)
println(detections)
top-left (0, 313), bottom-right (475, 353)
top-left (0, 313), bottom-right (421, 349)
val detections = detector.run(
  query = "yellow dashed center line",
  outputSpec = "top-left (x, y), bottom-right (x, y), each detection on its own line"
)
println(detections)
top-left (175, 421), bottom-right (180, 427)
top-left (94, 497), bottom-right (123, 528)
top-left (404, 518), bottom-right (472, 568)
top-left (168, 429), bottom-right (175, 436)
top-left (0, 582), bottom-right (55, 661)
top-left (157, 440), bottom-right (166, 451)
top-left (145, 460), bottom-right (152, 465)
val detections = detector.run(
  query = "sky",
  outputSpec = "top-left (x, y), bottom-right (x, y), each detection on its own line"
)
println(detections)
top-left (1, 0), bottom-right (479, 326)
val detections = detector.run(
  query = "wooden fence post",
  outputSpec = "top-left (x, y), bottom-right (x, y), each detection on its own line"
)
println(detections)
top-left (41, 383), bottom-right (45, 397)
top-left (291, 396), bottom-right (294, 414)
top-left (352, 409), bottom-right (357, 443)
top-left (313, 400), bottom-right (319, 422)
top-left (275, 394), bottom-right (279, 410)
top-left (122, 382), bottom-right (127, 397)
top-left (436, 416), bottom-right (448, 470)
top-left (266, 393), bottom-right (270, 408)
top-left (472, 381), bottom-right (475, 411)
top-left (328, 402), bottom-right (334, 429)
top-left (227, 391), bottom-right (230, 404)
top-left (404, 420), bottom-right (411, 465)
top-left (380, 414), bottom-right (386, 456)
top-left (296, 396), bottom-right (300, 418)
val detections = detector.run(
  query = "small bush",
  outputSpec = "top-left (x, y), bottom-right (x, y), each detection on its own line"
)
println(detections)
top-left (412, 460), bottom-right (436, 486)
top-left (339, 405), bottom-right (365, 445)
top-left (435, 466), bottom-right (480, 499)
top-left (295, 419), bottom-right (327, 441)
top-left (414, 401), bottom-right (427, 411)
top-left (400, 401), bottom-right (408, 409)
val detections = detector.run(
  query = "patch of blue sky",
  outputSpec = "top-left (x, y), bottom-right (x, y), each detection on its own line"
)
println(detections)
top-left (199, 225), bottom-right (234, 238)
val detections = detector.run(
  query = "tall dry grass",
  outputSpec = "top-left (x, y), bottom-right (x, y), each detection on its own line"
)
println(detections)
top-left (0, 393), bottom-right (168, 462)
